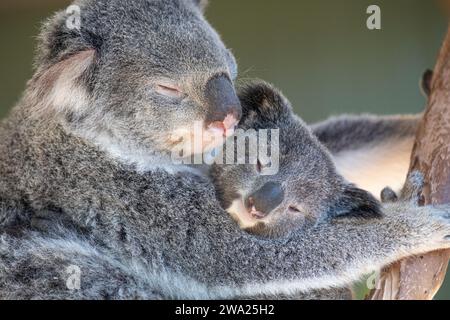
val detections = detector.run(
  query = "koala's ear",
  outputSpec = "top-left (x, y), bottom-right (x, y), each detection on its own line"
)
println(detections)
top-left (330, 185), bottom-right (383, 220)
top-left (36, 8), bottom-right (102, 69)
top-left (237, 81), bottom-right (293, 126)
top-left (192, 0), bottom-right (209, 12)
top-left (28, 7), bottom-right (100, 118)
top-left (28, 49), bottom-right (96, 119)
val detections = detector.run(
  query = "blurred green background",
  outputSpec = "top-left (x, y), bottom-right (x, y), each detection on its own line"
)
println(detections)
top-left (0, 0), bottom-right (449, 299)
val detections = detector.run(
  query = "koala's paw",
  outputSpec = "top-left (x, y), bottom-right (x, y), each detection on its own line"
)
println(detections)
top-left (380, 187), bottom-right (398, 203)
top-left (380, 171), bottom-right (425, 204)
top-left (426, 205), bottom-right (450, 248)
top-left (382, 172), bottom-right (450, 251)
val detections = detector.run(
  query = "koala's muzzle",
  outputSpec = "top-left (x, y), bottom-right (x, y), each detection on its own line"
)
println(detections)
top-left (246, 182), bottom-right (284, 218)
top-left (204, 75), bottom-right (242, 135)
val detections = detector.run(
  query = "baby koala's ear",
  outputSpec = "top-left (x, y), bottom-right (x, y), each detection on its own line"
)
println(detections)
top-left (331, 185), bottom-right (383, 220)
top-left (237, 81), bottom-right (293, 127)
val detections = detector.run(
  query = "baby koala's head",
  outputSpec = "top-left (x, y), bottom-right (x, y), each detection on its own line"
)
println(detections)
top-left (210, 81), bottom-right (381, 237)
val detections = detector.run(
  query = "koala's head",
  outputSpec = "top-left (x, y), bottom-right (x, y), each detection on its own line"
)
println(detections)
top-left (210, 82), bottom-right (381, 237)
top-left (28, 0), bottom-right (240, 167)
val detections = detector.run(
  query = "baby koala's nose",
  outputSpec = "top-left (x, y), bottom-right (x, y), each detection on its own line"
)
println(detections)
top-left (204, 74), bottom-right (242, 127)
top-left (246, 182), bottom-right (284, 219)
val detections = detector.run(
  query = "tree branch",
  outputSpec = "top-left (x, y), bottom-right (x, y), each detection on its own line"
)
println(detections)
top-left (369, 24), bottom-right (450, 300)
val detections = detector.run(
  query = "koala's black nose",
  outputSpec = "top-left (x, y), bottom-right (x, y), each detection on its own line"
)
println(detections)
top-left (246, 182), bottom-right (284, 218)
top-left (204, 74), bottom-right (242, 126)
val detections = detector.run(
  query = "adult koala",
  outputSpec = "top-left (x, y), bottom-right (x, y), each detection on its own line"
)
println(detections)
top-left (0, 0), bottom-right (241, 230)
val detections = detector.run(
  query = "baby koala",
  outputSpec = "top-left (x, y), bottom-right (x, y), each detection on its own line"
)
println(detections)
top-left (210, 81), bottom-right (381, 238)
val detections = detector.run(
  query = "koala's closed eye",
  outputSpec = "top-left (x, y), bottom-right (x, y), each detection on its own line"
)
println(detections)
top-left (155, 83), bottom-right (185, 99)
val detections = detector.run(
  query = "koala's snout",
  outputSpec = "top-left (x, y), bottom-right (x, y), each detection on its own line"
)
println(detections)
top-left (204, 74), bottom-right (242, 132)
top-left (245, 182), bottom-right (284, 218)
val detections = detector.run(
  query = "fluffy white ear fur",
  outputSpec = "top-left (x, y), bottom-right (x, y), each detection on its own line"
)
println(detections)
top-left (27, 49), bottom-right (95, 118)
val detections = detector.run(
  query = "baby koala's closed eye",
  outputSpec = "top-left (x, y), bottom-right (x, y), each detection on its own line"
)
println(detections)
top-left (209, 81), bottom-right (382, 238)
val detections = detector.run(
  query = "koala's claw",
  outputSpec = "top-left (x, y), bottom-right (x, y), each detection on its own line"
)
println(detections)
top-left (381, 187), bottom-right (398, 203)
top-left (380, 171), bottom-right (425, 205)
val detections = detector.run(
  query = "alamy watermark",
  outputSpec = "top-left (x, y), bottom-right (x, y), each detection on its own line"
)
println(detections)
top-left (66, 265), bottom-right (81, 290)
top-left (66, 5), bottom-right (81, 31)
top-left (171, 122), bottom-right (280, 176)
top-left (367, 5), bottom-right (381, 30)
top-left (366, 270), bottom-right (382, 290)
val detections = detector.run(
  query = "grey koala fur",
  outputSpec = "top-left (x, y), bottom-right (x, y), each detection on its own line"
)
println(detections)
top-left (0, 0), bottom-right (445, 300)
top-left (2, 80), bottom-right (450, 300)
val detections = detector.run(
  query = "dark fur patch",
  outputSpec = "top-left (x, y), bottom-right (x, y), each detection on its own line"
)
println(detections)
top-left (237, 81), bottom-right (292, 126)
top-left (421, 69), bottom-right (433, 98)
top-left (330, 186), bottom-right (383, 220)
